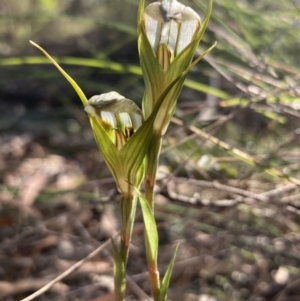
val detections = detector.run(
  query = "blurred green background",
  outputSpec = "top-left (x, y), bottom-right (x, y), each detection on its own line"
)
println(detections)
top-left (1, 0), bottom-right (300, 143)
top-left (1, 0), bottom-right (300, 125)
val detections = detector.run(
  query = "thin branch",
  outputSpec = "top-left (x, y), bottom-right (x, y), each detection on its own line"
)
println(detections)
top-left (172, 117), bottom-right (300, 186)
top-left (20, 236), bottom-right (115, 301)
top-left (167, 177), bottom-right (270, 203)
top-left (127, 275), bottom-right (153, 301)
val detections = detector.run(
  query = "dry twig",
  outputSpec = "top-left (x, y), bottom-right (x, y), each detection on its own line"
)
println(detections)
top-left (20, 236), bottom-right (114, 301)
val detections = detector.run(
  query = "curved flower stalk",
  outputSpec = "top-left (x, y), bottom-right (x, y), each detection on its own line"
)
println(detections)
top-left (138, 0), bottom-right (215, 210)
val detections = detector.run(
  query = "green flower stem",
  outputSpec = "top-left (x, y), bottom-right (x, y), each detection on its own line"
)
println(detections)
top-left (144, 135), bottom-right (162, 211)
top-left (120, 193), bottom-right (137, 264)
top-left (146, 242), bottom-right (160, 301)
top-left (148, 255), bottom-right (160, 301)
top-left (143, 134), bottom-right (162, 301)
top-left (114, 271), bottom-right (125, 301)
top-left (111, 238), bottom-right (126, 301)
top-left (136, 188), bottom-right (161, 301)
top-left (113, 193), bottom-right (137, 301)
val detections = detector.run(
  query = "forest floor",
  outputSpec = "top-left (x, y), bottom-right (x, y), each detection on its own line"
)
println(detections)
top-left (1, 105), bottom-right (300, 301)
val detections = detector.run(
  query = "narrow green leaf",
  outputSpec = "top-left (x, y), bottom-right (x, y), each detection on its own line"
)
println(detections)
top-left (185, 78), bottom-right (228, 98)
top-left (121, 41), bottom-right (216, 180)
top-left (89, 117), bottom-right (120, 176)
top-left (111, 238), bottom-right (126, 300)
top-left (136, 188), bottom-right (158, 263)
top-left (120, 57), bottom-right (189, 179)
top-left (0, 56), bottom-right (227, 97)
top-left (159, 244), bottom-right (179, 301)
top-left (30, 41), bottom-right (123, 184)
top-left (185, 42), bottom-right (217, 72)
top-left (138, 24), bottom-right (165, 119)
top-left (30, 41), bottom-right (88, 105)
top-left (197, 0), bottom-right (213, 42)
top-left (137, 0), bottom-right (145, 28)
top-left (253, 108), bottom-right (287, 123)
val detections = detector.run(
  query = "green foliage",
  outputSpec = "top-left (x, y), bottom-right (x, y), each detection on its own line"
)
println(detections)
top-left (137, 189), bottom-right (179, 301)
top-left (136, 188), bottom-right (159, 264)
top-left (160, 245), bottom-right (179, 301)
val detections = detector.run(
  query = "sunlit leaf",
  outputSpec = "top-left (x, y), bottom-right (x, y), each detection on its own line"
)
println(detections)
top-left (120, 47), bottom-right (211, 177)
top-left (136, 188), bottom-right (158, 263)
top-left (159, 245), bottom-right (179, 301)
top-left (137, 0), bottom-right (145, 27)
top-left (30, 41), bottom-right (127, 190)
top-left (30, 41), bottom-right (88, 105)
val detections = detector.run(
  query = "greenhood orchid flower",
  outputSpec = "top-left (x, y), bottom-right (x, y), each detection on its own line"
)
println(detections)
top-left (137, 0), bottom-right (215, 210)
top-left (85, 91), bottom-right (144, 149)
top-left (138, 0), bottom-right (214, 134)
top-left (143, 0), bottom-right (201, 70)
top-left (29, 37), bottom-right (198, 198)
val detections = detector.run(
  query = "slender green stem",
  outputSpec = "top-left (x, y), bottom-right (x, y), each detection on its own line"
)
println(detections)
top-left (113, 193), bottom-right (137, 301)
top-left (147, 247), bottom-right (161, 301)
top-left (120, 193), bottom-right (137, 264)
top-left (144, 135), bottom-right (162, 211)
top-left (114, 273), bottom-right (125, 301)
top-left (144, 135), bottom-right (163, 300)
